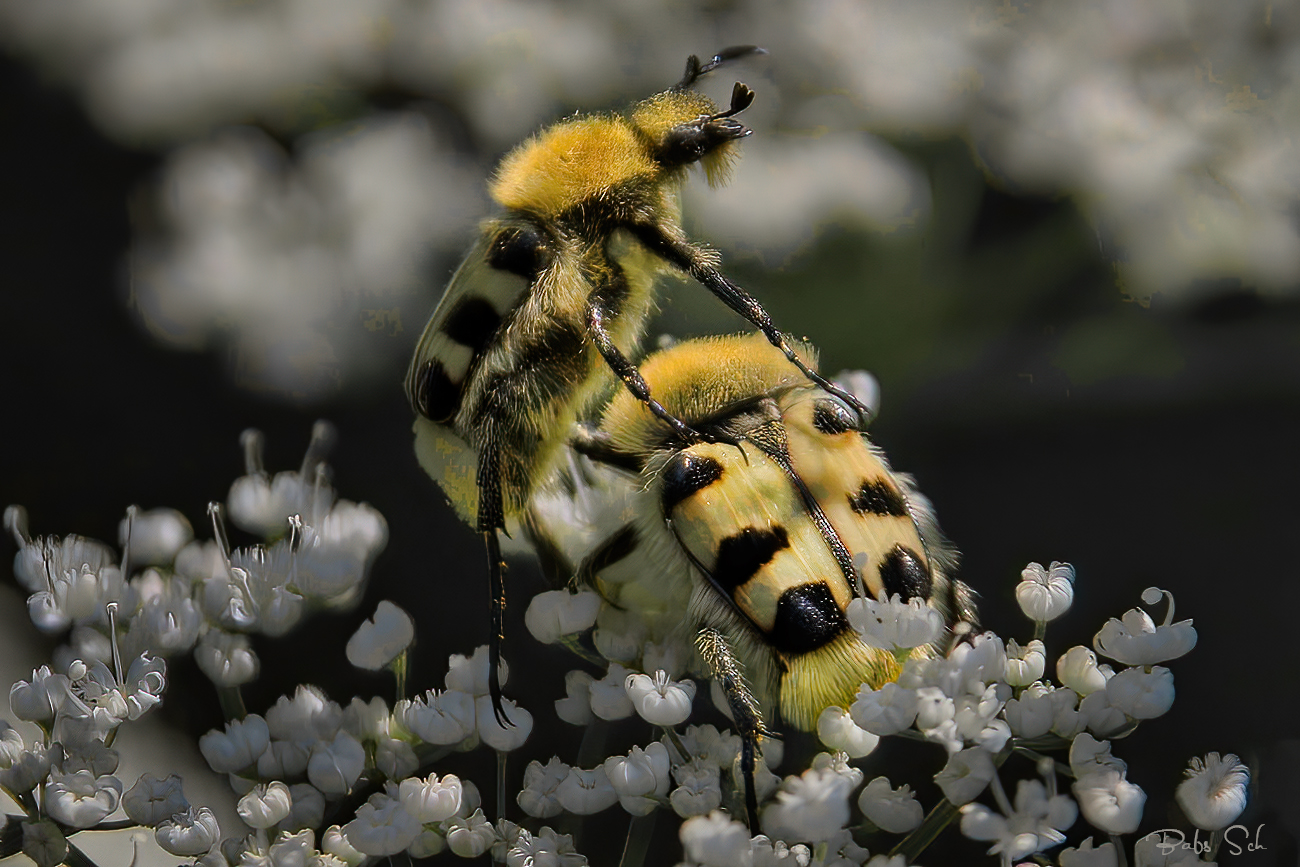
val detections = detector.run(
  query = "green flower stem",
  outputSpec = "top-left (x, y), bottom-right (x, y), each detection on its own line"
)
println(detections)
top-left (217, 685), bottom-right (247, 721)
top-left (618, 813), bottom-right (656, 867)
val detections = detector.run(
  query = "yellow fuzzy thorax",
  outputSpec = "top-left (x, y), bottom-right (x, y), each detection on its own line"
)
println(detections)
top-left (490, 117), bottom-right (656, 216)
top-left (779, 631), bottom-right (902, 731)
top-left (601, 333), bottom-right (818, 455)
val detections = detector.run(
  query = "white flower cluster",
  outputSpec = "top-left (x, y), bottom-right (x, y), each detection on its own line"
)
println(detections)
top-left (6, 423), bottom-right (387, 690)
top-left (512, 561), bottom-right (1242, 866)
top-left (0, 424), bottom-right (1250, 866)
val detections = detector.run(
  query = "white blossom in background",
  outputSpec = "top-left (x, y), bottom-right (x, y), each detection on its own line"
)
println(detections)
top-left (444, 808), bottom-right (497, 858)
top-left (816, 706), bottom-right (880, 759)
top-left (518, 757), bottom-right (570, 819)
top-left (475, 695), bottom-right (534, 751)
top-left (555, 766), bottom-right (619, 815)
top-left (847, 593), bottom-right (943, 650)
top-left (1094, 587), bottom-right (1198, 666)
top-left (122, 772), bottom-right (188, 826)
top-left (1016, 561), bottom-right (1075, 623)
top-left (858, 776), bottom-right (924, 834)
top-left (625, 670), bottom-right (696, 726)
top-left (604, 742), bottom-right (672, 816)
top-left (1057, 646), bottom-right (1114, 696)
top-left (761, 766), bottom-right (855, 844)
top-left (345, 600), bottom-right (414, 671)
top-left (554, 669), bottom-right (596, 726)
top-left (679, 810), bottom-right (752, 867)
top-left (236, 781), bottom-right (293, 829)
top-left (588, 663), bottom-right (636, 721)
top-left (524, 589), bottom-right (603, 645)
top-left (154, 806), bottom-right (221, 857)
top-left (1175, 752), bottom-right (1249, 831)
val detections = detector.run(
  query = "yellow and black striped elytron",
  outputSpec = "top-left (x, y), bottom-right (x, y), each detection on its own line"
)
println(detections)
top-left (405, 48), bottom-right (871, 719)
top-left (537, 333), bottom-right (976, 822)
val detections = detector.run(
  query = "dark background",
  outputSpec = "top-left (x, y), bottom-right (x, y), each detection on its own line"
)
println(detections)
top-left (3, 46), bottom-right (1298, 866)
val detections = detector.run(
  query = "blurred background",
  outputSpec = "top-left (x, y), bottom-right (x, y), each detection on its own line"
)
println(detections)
top-left (1, 1), bottom-right (1297, 864)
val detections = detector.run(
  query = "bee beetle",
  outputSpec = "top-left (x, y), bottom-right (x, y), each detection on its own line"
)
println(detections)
top-left (405, 48), bottom-right (872, 721)
top-left (526, 333), bottom-right (977, 824)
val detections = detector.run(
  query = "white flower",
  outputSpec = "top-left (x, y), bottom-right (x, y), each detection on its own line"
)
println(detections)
top-left (343, 792), bottom-right (423, 857)
top-left (934, 747), bottom-right (997, 805)
top-left (154, 806), bottom-right (221, 857)
top-left (21, 818), bottom-right (68, 867)
top-left (374, 737), bottom-right (419, 780)
top-left (524, 589), bottom-right (602, 644)
top-left (346, 600), bottom-right (414, 670)
top-left (670, 759), bottom-right (723, 818)
top-left (761, 767), bottom-right (854, 844)
top-left (283, 783), bottom-right (326, 832)
top-left (1079, 691), bottom-right (1130, 737)
top-left (445, 644), bottom-right (508, 696)
top-left (44, 770), bottom-right (123, 828)
top-left (680, 810), bottom-right (751, 867)
top-left (227, 425), bottom-right (336, 537)
top-left (123, 772), bottom-right (188, 826)
top-left (1105, 666), bottom-right (1175, 719)
top-left (237, 780), bottom-right (293, 829)
top-left (408, 828), bottom-right (447, 859)
top-left (671, 724), bottom-right (743, 769)
top-left (399, 772), bottom-right (462, 823)
top-left (194, 629), bottom-right (260, 687)
top-left (1060, 836), bottom-right (1119, 867)
top-left (846, 593), bottom-right (942, 649)
top-left (292, 499), bottom-right (389, 599)
top-left (256, 739), bottom-right (310, 779)
top-left (269, 829), bottom-right (315, 865)
top-left (858, 776), bottom-right (923, 834)
top-left (1005, 639), bottom-right (1047, 686)
top-left (1175, 752), bottom-right (1249, 831)
top-left (1016, 561), bottom-right (1075, 622)
top-left (817, 706), bottom-right (880, 758)
top-left (0, 721), bottom-right (25, 767)
top-left (1003, 682), bottom-right (1061, 739)
top-left (321, 824), bottom-right (365, 866)
top-left (266, 684), bottom-right (343, 744)
top-left (960, 778), bottom-right (1077, 864)
top-left (518, 757), bottom-right (570, 819)
top-left (1056, 645), bottom-right (1113, 696)
top-left (476, 695), bottom-right (533, 751)
top-left (604, 742), bottom-right (671, 816)
top-left (307, 731), bottom-right (366, 796)
top-left (592, 604), bottom-right (648, 662)
top-left (1074, 768), bottom-right (1146, 835)
top-left (850, 681), bottom-right (918, 736)
top-left (10, 666), bottom-right (70, 724)
top-left (8, 521), bottom-right (116, 595)
top-left (555, 669), bottom-right (595, 725)
top-left (625, 670), bottom-right (696, 726)
top-left (0, 743), bottom-right (54, 792)
top-left (199, 714), bottom-right (270, 773)
top-left (589, 663), bottom-right (635, 720)
top-left (1094, 587), bottom-right (1197, 665)
top-left (556, 766), bottom-right (618, 815)
top-left (120, 507), bottom-right (193, 566)
top-left (1069, 734), bottom-right (1127, 778)
top-left (396, 689), bottom-right (476, 745)
top-left (444, 808), bottom-right (497, 858)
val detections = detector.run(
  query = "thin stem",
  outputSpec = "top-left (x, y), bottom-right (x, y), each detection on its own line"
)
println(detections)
top-left (496, 751), bottom-right (507, 822)
top-left (217, 686), bottom-right (247, 721)
top-left (65, 840), bottom-right (101, 867)
top-left (890, 797), bottom-right (960, 863)
top-left (1111, 833), bottom-right (1129, 867)
top-left (391, 651), bottom-right (408, 702)
top-left (618, 813), bottom-right (657, 867)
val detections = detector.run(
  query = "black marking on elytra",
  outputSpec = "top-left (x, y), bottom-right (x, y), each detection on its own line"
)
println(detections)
top-left (661, 453), bottom-right (725, 512)
top-left (849, 479), bottom-right (909, 517)
top-left (812, 399), bottom-right (856, 435)
top-left (878, 544), bottom-right (932, 601)
top-left (511, 320), bottom-right (589, 407)
top-left (444, 297), bottom-right (502, 356)
top-left (415, 359), bottom-right (461, 422)
top-left (711, 525), bottom-right (790, 593)
top-left (487, 223), bottom-right (550, 280)
top-left (771, 582), bottom-right (847, 655)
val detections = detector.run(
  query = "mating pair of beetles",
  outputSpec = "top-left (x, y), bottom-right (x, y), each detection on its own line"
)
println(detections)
top-left (405, 47), bottom-right (977, 825)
